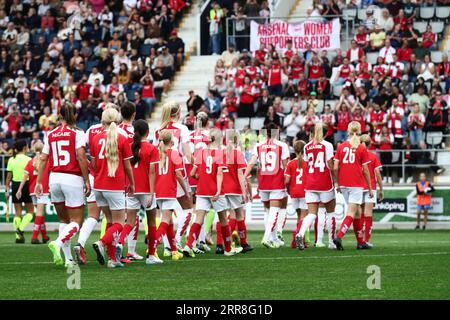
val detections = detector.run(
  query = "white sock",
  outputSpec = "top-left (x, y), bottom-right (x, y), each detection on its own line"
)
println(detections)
top-left (276, 208), bottom-right (287, 235)
top-left (316, 208), bottom-right (326, 244)
top-left (77, 217), bottom-right (97, 248)
top-left (127, 221), bottom-right (138, 254)
top-left (326, 212), bottom-right (336, 245)
top-left (199, 223), bottom-right (206, 243)
top-left (299, 214), bottom-right (316, 237)
top-left (55, 222), bottom-right (79, 248)
top-left (263, 207), bottom-right (269, 230)
top-left (162, 235), bottom-right (170, 249)
top-left (264, 207), bottom-right (279, 241)
top-left (176, 209), bottom-right (192, 243)
top-left (62, 239), bottom-right (73, 261)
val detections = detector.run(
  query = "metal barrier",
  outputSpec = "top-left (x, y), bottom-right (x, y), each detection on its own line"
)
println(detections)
top-left (224, 14), bottom-right (353, 53)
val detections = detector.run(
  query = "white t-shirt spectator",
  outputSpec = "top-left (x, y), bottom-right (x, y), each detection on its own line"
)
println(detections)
top-left (379, 46), bottom-right (396, 64)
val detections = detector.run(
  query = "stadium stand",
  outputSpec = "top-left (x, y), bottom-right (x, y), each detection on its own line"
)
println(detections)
top-left (183, 0), bottom-right (450, 184)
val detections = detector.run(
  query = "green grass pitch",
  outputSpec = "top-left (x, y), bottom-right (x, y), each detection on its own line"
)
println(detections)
top-left (0, 230), bottom-right (449, 300)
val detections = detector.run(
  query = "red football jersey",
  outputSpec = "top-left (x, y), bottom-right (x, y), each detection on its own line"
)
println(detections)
top-left (194, 148), bottom-right (227, 197)
top-left (90, 129), bottom-right (133, 191)
top-left (303, 140), bottom-right (334, 192)
top-left (363, 151), bottom-right (382, 191)
top-left (43, 125), bottom-right (86, 176)
top-left (155, 149), bottom-right (184, 199)
top-left (24, 158), bottom-right (50, 195)
top-left (187, 128), bottom-right (209, 187)
top-left (132, 141), bottom-right (159, 194)
top-left (335, 141), bottom-right (371, 189)
top-left (86, 123), bottom-right (103, 146)
top-left (285, 159), bottom-right (308, 198)
top-left (118, 122), bottom-right (134, 143)
top-left (222, 148), bottom-right (247, 195)
top-left (252, 139), bottom-right (290, 191)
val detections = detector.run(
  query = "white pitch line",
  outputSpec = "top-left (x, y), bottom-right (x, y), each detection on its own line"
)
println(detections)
top-left (0, 251), bottom-right (448, 265)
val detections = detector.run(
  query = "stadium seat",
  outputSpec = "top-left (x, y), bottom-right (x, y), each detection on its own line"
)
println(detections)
top-left (235, 117), bottom-right (250, 130)
top-left (282, 100), bottom-right (293, 113)
top-left (366, 52), bottom-right (379, 65)
top-left (324, 100), bottom-right (336, 109)
top-left (430, 21), bottom-right (444, 34)
top-left (299, 100), bottom-right (307, 112)
top-left (250, 117), bottom-right (265, 130)
top-left (420, 7), bottom-right (435, 20)
top-left (86, 60), bottom-right (98, 73)
top-left (342, 8), bottom-right (357, 21)
top-left (332, 85), bottom-right (342, 98)
top-left (357, 8), bottom-right (367, 22)
top-left (315, 100), bottom-right (324, 114)
top-left (431, 51), bottom-right (443, 63)
top-left (435, 6), bottom-right (450, 20)
top-left (413, 21), bottom-right (427, 34)
top-left (426, 131), bottom-right (444, 147)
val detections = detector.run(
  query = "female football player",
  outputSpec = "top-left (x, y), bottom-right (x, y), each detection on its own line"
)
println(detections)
top-left (360, 134), bottom-right (384, 247)
top-left (184, 128), bottom-right (242, 257)
top-left (244, 123), bottom-right (290, 249)
top-left (333, 121), bottom-right (373, 250)
top-left (222, 129), bottom-right (252, 253)
top-left (36, 103), bottom-right (91, 266)
top-left (147, 130), bottom-right (188, 264)
top-left (156, 102), bottom-right (194, 252)
top-left (295, 123), bottom-right (337, 250)
top-left (16, 142), bottom-right (50, 244)
top-left (91, 107), bottom-right (135, 268)
top-left (285, 140), bottom-right (308, 249)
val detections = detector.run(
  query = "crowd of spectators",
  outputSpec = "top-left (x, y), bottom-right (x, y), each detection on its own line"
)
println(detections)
top-left (190, 0), bottom-right (449, 183)
top-left (0, 0), bottom-right (190, 156)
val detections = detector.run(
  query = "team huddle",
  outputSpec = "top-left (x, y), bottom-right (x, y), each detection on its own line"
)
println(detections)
top-left (21, 99), bottom-right (383, 268)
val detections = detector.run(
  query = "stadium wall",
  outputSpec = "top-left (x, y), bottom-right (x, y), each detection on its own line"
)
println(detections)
top-left (0, 187), bottom-right (449, 231)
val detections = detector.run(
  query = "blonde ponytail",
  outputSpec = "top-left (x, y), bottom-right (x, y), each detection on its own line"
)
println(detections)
top-left (32, 141), bottom-right (44, 172)
top-left (360, 134), bottom-right (371, 148)
top-left (348, 121), bottom-right (361, 149)
top-left (158, 130), bottom-right (173, 168)
top-left (226, 129), bottom-right (239, 162)
top-left (196, 111), bottom-right (209, 130)
top-left (160, 101), bottom-right (180, 129)
top-left (313, 122), bottom-right (324, 144)
top-left (101, 108), bottom-right (121, 177)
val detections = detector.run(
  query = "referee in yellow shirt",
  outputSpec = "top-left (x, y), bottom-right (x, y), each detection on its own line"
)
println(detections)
top-left (5, 139), bottom-right (34, 243)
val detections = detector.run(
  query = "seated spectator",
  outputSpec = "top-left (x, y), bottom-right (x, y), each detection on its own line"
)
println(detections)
top-left (264, 106), bottom-right (282, 129)
top-left (186, 90), bottom-right (205, 113)
top-left (418, 54), bottom-right (435, 82)
top-left (222, 88), bottom-right (239, 119)
top-left (369, 25), bottom-right (386, 51)
top-left (379, 39), bottom-right (396, 64)
top-left (413, 38), bottom-right (430, 61)
top-left (204, 89), bottom-right (221, 119)
top-left (347, 40), bottom-right (364, 65)
top-left (364, 8), bottom-right (377, 32)
top-left (209, 75), bottom-right (228, 98)
top-left (379, 9), bottom-right (394, 32)
top-left (375, 125), bottom-right (395, 183)
top-left (238, 75), bottom-right (256, 117)
top-left (422, 25), bottom-right (437, 50)
top-left (354, 26), bottom-right (370, 51)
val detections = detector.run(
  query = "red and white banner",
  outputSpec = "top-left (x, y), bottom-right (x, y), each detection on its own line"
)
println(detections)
top-left (250, 18), bottom-right (341, 52)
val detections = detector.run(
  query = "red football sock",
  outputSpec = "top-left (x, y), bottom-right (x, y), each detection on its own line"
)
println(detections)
top-left (364, 215), bottom-right (373, 242)
top-left (167, 224), bottom-right (177, 252)
top-left (187, 222), bottom-right (201, 248)
top-left (133, 216), bottom-right (140, 240)
top-left (155, 222), bottom-right (169, 249)
top-left (215, 221), bottom-right (223, 246)
top-left (118, 223), bottom-right (133, 245)
top-left (237, 220), bottom-right (247, 245)
top-left (221, 225), bottom-right (232, 252)
top-left (147, 226), bottom-right (157, 255)
top-left (229, 218), bottom-right (237, 232)
top-left (337, 215), bottom-right (353, 239)
top-left (353, 218), bottom-right (365, 244)
top-left (32, 216), bottom-right (43, 240)
top-left (107, 243), bottom-right (116, 260)
top-left (40, 216), bottom-right (48, 240)
top-left (101, 223), bottom-right (123, 246)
